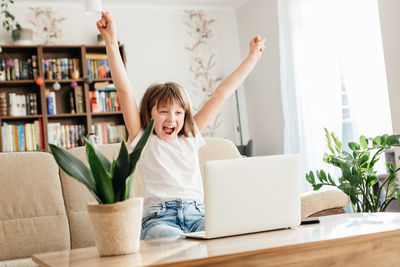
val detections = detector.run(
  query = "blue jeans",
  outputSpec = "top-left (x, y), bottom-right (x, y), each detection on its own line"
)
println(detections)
top-left (141, 199), bottom-right (205, 240)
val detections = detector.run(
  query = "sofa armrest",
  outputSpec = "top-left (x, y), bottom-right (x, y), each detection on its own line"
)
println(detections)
top-left (301, 190), bottom-right (350, 219)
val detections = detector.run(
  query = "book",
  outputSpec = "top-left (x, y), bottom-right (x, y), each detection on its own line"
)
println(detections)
top-left (47, 91), bottom-right (57, 115)
top-left (68, 90), bottom-right (76, 114)
top-left (0, 92), bottom-right (6, 116)
top-left (86, 53), bottom-right (108, 60)
top-left (89, 91), bottom-right (99, 113)
top-left (74, 86), bottom-right (84, 113)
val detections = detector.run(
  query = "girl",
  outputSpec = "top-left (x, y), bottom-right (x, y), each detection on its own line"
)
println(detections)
top-left (96, 11), bottom-right (265, 240)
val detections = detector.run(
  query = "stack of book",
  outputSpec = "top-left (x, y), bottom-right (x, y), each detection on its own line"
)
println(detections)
top-left (47, 123), bottom-right (85, 149)
top-left (68, 86), bottom-right (84, 114)
top-left (86, 53), bottom-right (110, 79)
top-left (42, 58), bottom-right (81, 80)
top-left (89, 82), bottom-right (120, 113)
top-left (1, 120), bottom-right (44, 152)
top-left (0, 92), bottom-right (38, 116)
top-left (0, 56), bottom-right (39, 81)
top-left (90, 123), bottom-right (127, 145)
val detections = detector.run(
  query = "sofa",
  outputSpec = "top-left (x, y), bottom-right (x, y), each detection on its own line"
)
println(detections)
top-left (0, 137), bottom-right (349, 267)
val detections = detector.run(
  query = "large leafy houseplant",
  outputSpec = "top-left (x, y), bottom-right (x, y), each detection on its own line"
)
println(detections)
top-left (49, 119), bottom-right (154, 204)
top-left (306, 128), bottom-right (400, 212)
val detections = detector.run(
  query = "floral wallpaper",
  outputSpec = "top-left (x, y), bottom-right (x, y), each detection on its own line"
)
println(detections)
top-left (183, 10), bottom-right (222, 137)
top-left (27, 7), bottom-right (66, 45)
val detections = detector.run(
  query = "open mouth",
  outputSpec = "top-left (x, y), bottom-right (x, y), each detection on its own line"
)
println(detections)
top-left (163, 126), bottom-right (175, 135)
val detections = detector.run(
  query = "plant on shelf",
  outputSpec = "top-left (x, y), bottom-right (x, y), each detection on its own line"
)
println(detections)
top-left (49, 119), bottom-right (154, 256)
top-left (1, 0), bottom-right (22, 41)
top-left (306, 128), bottom-right (400, 212)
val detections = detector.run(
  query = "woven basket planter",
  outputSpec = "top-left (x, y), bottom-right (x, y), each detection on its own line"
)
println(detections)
top-left (87, 197), bottom-right (143, 256)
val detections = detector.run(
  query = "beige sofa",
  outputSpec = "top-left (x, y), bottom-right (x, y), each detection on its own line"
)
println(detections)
top-left (0, 137), bottom-right (349, 267)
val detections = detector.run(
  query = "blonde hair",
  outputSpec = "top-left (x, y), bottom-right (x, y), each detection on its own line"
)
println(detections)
top-left (139, 82), bottom-right (196, 137)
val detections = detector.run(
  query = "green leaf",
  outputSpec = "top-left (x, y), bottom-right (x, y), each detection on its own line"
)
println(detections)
top-left (319, 170), bottom-right (327, 182)
top-left (112, 141), bottom-right (130, 201)
top-left (394, 191), bottom-right (400, 200)
top-left (387, 135), bottom-right (399, 146)
top-left (85, 140), bottom-right (114, 204)
top-left (388, 172), bottom-right (396, 185)
top-left (331, 132), bottom-right (341, 154)
top-left (327, 173), bottom-right (335, 185)
top-left (340, 162), bottom-right (352, 180)
top-left (381, 134), bottom-right (388, 147)
top-left (348, 142), bottom-right (360, 152)
top-left (373, 136), bottom-right (381, 147)
top-left (124, 119), bottom-right (155, 199)
top-left (366, 175), bottom-right (378, 187)
top-left (123, 171), bottom-right (135, 201)
top-left (307, 171), bottom-right (316, 184)
top-left (325, 128), bottom-right (335, 154)
top-left (360, 135), bottom-right (368, 150)
top-left (84, 136), bottom-right (111, 172)
top-left (387, 186), bottom-right (394, 196)
top-left (49, 144), bottom-right (100, 203)
top-left (313, 184), bottom-right (323, 190)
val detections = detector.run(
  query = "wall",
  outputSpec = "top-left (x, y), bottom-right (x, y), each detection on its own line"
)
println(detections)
top-left (0, 1), bottom-right (247, 144)
top-left (236, 0), bottom-right (283, 156)
top-left (377, 0), bottom-right (400, 134)
top-left (235, 0), bottom-right (400, 157)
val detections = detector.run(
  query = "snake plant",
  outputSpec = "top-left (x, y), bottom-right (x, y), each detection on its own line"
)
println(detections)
top-left (49, 119), bottom-right (154, 204)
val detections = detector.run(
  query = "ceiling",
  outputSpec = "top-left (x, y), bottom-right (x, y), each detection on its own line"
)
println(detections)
top-left (15, 0), bottom-right (250, 7)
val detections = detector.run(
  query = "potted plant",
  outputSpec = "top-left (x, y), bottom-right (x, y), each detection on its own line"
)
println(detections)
top-left (49, 119), bottom-right (154, 256)
top-left (306, 128), bottom-right (400, 212)
top-left (1, 0), bottom-right (21, 40)
top-left (1, 0), bottom-right (33, 43)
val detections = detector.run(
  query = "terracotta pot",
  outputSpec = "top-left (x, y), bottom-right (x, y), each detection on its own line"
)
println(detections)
top-left (87, 197), bottom-right (143, 256)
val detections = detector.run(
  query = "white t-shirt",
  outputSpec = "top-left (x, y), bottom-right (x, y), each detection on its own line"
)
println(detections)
top-left (128, 124), bottom-right (206, 210)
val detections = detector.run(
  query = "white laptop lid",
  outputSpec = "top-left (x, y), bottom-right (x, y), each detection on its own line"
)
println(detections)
top-left (203, 154), bottom-right (301, 238)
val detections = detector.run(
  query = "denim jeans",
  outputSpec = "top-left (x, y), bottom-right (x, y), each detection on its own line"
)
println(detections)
top-left (141, 199), bottom-right (205, 240)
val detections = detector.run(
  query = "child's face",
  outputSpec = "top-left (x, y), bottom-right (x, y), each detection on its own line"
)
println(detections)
top-left (151, 100), bottom-right (185, 143)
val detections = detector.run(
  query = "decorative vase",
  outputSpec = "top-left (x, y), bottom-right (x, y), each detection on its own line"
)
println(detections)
top-left (13, 28), bottom-right (33, 45)
top-left (87, 197), bottom-right (143, 256)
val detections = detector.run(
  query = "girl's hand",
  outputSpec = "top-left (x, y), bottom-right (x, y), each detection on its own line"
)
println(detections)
top-left (96, 11), bottom-right (117, 43)
top-left (248, 36), bottom-right (266, 61)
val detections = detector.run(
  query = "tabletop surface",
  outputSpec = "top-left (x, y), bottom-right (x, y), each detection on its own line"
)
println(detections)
top-left (32, 212), bottom-right (400, 267)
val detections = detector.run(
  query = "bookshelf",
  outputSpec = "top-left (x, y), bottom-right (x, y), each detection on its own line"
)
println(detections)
top-left (0, 45), bottom-right (127, 152)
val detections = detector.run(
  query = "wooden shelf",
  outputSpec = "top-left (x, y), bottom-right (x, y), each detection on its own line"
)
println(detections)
top-left (0, 44), bottom-right (127, 153)
top-left (0, 80), bottom-right (36, 84)
top-left (1, 115), bottom-right (43, 120)
top-left (92, 78), bottom-right (113, 82)
top-left (45, 79), bottom-right (84, 83)
top-left (47, 113), bottom-right (87, 118)
top-left (91, 111), bottom-right (123, 116)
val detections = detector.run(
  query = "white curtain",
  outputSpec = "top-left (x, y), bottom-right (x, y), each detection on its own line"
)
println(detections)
top-left (278, 0), bottom-right (392, 192)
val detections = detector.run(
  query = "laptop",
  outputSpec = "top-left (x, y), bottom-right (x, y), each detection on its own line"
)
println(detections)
top-left (182, 154), bottom-right (301, 239)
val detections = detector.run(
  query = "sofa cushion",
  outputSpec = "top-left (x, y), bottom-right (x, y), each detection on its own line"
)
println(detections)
top-left (198, 137), bottom-right (242, 180)
top-left (59, 143), bottom-right (144, 249)
top-left (301, 189), bottom-right (350, 219)
top-left (0, 152), bottom-right (70, 261)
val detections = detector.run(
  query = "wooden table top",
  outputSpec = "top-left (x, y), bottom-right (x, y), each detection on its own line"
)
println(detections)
top-left (32, 212), bottom-right (400, 267)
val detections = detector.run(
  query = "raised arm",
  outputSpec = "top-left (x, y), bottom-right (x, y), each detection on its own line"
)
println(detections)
top-left (96, 11), bottom-right (141, 141)
top-left (194, 36), bottom-right (265, 132)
